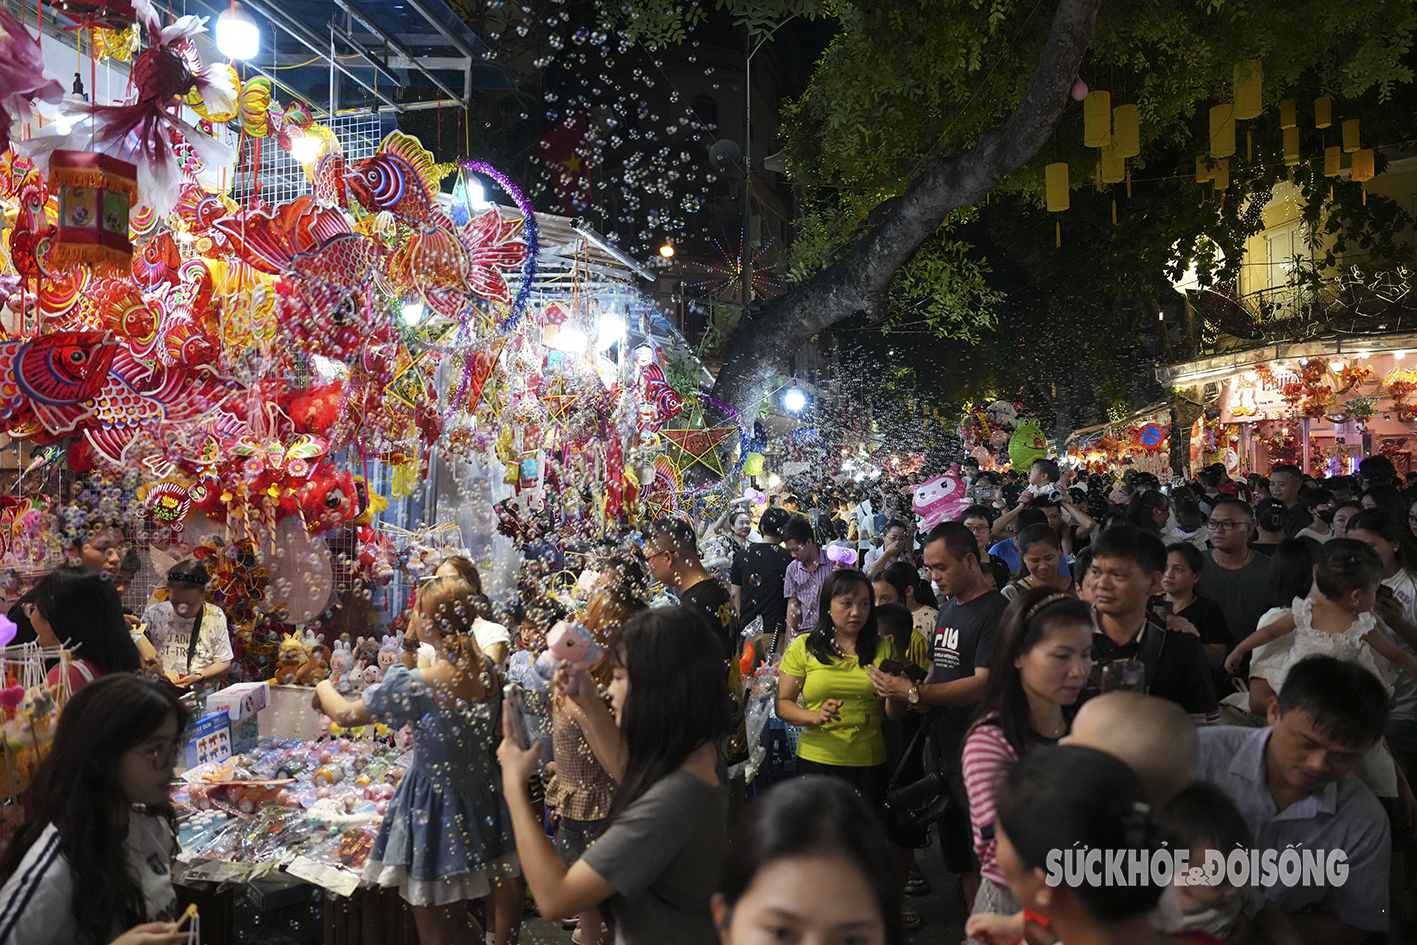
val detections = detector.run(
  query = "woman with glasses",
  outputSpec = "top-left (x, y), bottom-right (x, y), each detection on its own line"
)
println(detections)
top-left (0, 675), bottom-right (190, 945)
top-left (25, 565), bottom-right (141, 692)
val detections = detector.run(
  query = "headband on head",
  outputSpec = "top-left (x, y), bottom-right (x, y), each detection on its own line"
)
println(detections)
top-left (1025, 592), bottom-right (1070, 621)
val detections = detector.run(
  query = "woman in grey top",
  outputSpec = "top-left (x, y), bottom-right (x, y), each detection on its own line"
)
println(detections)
top-left (498, 606), bottom-right (732, 945)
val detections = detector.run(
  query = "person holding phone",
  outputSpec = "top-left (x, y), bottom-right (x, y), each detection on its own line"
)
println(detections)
top-left (775, 570), bottom-right (915, 927)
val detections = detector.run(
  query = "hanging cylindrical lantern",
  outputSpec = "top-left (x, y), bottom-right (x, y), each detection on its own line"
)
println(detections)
top-left (1351, 148), bottom-right (1375, 182)
top-left (1045, 162), bottom-right (1070, 211)
top-left (1112, 104), bottom-right (1140, 158)
top-left (48, 149), bottom-right (137, 277)
top-left (1283, 126), bottom-right (1301, 165)
top-left (1099, 144), bottom-right (1125, 184)
top-left (1232, 60), bottom-right (1263, 120)
top-left (1280, 99), bottom-right (1297, 129)
top-left (1324, 145), bottom-right (1341, 177)
top-left (1083, 90), bottom-right (1111, 148)
top-left (1342, 118), bottom-right (1360, 153)
top-left (1196, 155), bottom-right (1213, 183)
top-left (1209, 104), bottom-right (1236, 158)
top-left (1314, 96), bottom-right (1332, 129)
top-left (1212, 158), bottom-right (1229, 191)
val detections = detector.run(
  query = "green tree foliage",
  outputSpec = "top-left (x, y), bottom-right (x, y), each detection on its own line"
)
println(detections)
top-left (616, 0), bottom-right (1417, 422)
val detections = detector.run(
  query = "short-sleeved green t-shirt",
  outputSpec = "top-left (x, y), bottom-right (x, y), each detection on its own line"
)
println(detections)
top-left (780, 632), bottom-right (898, 767)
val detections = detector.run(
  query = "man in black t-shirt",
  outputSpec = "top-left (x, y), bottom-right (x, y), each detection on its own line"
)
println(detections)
top-left (1082, 526), bottom-right (1219, 724)
top-left (642, 517), bottom-right (737, 662)
top-left (730, 507), bottom-right (792, 645)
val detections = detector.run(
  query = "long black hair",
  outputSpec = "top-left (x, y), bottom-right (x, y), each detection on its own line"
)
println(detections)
top-left (606, 607), bottom-right (732, 824)
top-left (970, 587), bottom-right (1093, 755)
top-left (996, 745), bottom-right (1166, 922)
top-left (1347, 508), bottom-right (1417, 574)
top-left (884, 560), bottom-right (938, 609)
top-left (719, 776), bottom-right (903, 945)
top-left (1266, 537), bottom-right (1320, 608)
top-left (0, 675), bottom-right (189, 945)
top-left (33, 565), bottom-right (140, 674)
top-left (1012, 524), bottom-right (1062, 581)
top-left (807, 569), bottom-right (882, 666)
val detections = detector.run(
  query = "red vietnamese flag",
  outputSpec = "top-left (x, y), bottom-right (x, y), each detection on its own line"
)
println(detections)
top-left (537, 114), bottom-right (591, 214)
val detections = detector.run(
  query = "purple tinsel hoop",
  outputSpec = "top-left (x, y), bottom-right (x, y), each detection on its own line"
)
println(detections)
top-left (457, 160), bottom-right (539, 333)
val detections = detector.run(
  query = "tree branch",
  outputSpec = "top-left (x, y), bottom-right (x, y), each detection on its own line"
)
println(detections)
top-left (709, 0), bottom-right (1103, 423)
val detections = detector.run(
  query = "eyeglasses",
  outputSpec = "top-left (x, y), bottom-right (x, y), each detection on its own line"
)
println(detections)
top-left (1207, 520), bottom-right (1250, 531)
top-left (964, 523), bottom-right (991, 534)
top-left (642, 549), bottom-right (670, 564)
top-left (137, 737), bottom-right (184, 770)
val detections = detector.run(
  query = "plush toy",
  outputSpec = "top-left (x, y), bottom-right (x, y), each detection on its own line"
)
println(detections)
top-left (273, 632), bottom-right (305, 686)
top-left (376, 633), bottom-right (399, 679)
top-left (329, 639), bottom-right (353, 693)
top-left (294, 644), bottom-right (331, 686)
top-left (353, 635), bottom-right (380, 670)
top-left (299, 465), bottom-right (361, 533)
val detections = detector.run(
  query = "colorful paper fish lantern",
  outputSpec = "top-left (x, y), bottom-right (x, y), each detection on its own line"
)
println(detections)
top-left (48, 149), bottom-right (137, 277)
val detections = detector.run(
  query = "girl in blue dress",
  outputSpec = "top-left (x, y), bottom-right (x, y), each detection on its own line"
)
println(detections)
top-left (314, 576), bottom-right (521, 945)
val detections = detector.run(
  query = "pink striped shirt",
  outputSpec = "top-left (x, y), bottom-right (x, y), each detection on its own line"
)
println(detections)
top-left (961, 716), bottom-right (1019, 889)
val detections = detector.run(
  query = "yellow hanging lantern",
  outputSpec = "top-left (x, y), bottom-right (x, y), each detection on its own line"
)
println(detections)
top-left (743, 452), bottom-right (765, 477)
top-left (1232, 60), bottom-right (1262, 120)
top-left (1283, 126), bottom-right (1301, 166)
top-left (1324, 146), bottom-right (1341, 177)
top-left (1083, 91), bottom-right (1111, 148)
top-left (1342, 118), bottom-right (1360, 153)
top-left (1112, 104), bottom-right (1140, 158)
top-left (1209, 104), bottom-right (1236, 158)
top-left (1045, 162), bottom-right (1070, 211)
top-left (1351, 148), bottom-right (1375, 182)
top-left (1196, 155), bottom-right (1213, 184)
top-left (1046, 162), bottom-right (1068, 247)
top-left (1279, 99), bottom-right (1297, 129)
top-left (1212, 158), bottom-right (1229, 191)
top-left (1099, 144), bottom-right (1125, 184)
top-left (1314, 96), bottom-right (1332, 129)
top-left (48, 149), bottom-right (137, 277)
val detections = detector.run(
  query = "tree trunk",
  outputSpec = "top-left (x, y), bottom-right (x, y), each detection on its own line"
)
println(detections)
top-left (707, 0), bottom-right (1103, 426)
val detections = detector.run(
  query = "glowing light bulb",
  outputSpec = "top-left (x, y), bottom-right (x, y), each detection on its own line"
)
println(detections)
top-left (595, 312), bottom-right (626, 350)
top-left (659, 243), bottom-right (675, 258)
top-left (554, 327), bottom-right (587, 353)
top-left (216, 4), bottom-right (260, 60)
top-left (290, 134), bottom-right (321, 164)
top-left (784, 388), bottom-right (806, 412)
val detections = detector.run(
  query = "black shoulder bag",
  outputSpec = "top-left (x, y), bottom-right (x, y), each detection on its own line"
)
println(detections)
top-left (884, 719), bottom-right (952, 833)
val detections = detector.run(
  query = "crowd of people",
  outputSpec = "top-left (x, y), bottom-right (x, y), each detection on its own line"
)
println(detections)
top-left (5, 452), bottom-right (1417, 944)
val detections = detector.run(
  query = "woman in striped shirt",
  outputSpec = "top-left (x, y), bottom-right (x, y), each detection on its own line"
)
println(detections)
top-left (960, 590), bottom-right (1093, 923)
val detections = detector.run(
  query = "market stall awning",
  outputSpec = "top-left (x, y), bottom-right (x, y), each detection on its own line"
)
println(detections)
top-left (1158, 331), bottom-right (1417, 388)
top-left (1065, 402), bottom-right (1171, 445)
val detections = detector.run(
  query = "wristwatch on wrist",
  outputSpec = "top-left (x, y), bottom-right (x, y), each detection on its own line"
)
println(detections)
top-left (401, 636), bottom-right (421, 652)
top-left (906, 684), bottom-right (920, 705)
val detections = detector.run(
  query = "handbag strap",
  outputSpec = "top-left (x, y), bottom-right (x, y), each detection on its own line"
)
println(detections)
top-left (184, 604), bottom-right (205, 676)
top-left (888, 717), bottom-right (930, 789)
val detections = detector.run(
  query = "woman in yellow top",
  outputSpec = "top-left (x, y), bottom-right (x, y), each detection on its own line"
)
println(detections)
top-left (776, 569), bottom-right (911, 807)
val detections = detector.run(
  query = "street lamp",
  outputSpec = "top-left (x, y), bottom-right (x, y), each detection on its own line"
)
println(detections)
top-left (784, 387), bottom-right (806, 413)
top-left (659, 243), bottom-right (675, 259)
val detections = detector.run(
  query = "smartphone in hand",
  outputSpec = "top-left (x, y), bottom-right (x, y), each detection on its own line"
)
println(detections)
top-left (504, 682), bottom-right (533, 750)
